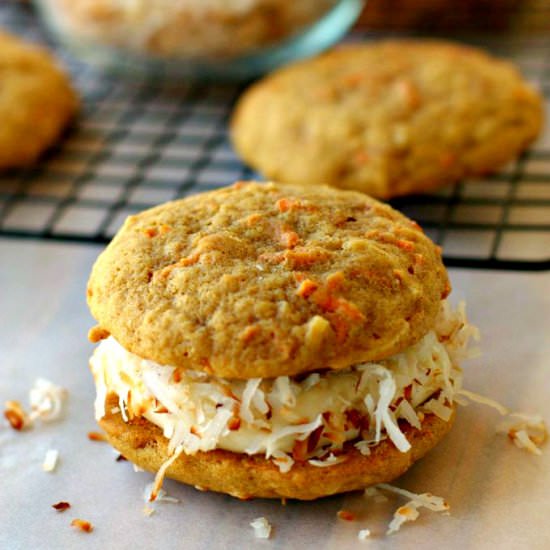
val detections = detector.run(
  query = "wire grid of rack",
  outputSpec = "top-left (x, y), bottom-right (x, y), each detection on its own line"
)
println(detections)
top-left (0, 5), bottom-right (549, 270)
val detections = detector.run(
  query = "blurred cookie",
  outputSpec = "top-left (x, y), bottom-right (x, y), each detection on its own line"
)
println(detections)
top-left (231, 40), bottom-right (543, 199)
top-left (0, 30), bottom-right (78, 169)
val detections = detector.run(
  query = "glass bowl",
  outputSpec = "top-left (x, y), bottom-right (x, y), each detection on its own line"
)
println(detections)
top-left (33, 0), bottom-right (365, 80)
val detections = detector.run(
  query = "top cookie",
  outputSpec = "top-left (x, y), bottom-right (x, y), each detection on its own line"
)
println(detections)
top-left (231, 40), bottom-right (543, 199)
top-left (0, 30), bottom-right (78, 169)
top-left (88, 182), bottom-right (449, 379)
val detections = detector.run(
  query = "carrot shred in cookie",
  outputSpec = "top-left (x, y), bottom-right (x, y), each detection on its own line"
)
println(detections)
top-left (296, 279), bottom-right (319, 298)
top-left (396, 240), bottom-right (415, 252)
top-left (276, 197), bottom-right (318, 213)
top-left (240, 325), bottom-right (261, 344)
top-left (279, 229), bottom-right (300, 249)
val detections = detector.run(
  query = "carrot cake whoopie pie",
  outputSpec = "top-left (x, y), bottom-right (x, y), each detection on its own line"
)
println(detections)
top-left (87, 181), bottom-right (478, 500)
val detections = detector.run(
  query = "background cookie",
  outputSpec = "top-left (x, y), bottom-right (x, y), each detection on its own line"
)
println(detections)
top-left (231, 40), bottom-right (543, 199)
top-left (87, 181), bottom-right (449, 379)
top-left (0, 30), bottom-right (78, 169)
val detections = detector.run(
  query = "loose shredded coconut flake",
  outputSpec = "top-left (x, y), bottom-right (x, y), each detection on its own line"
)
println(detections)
top-left (497, 413), bottom-right (548, 455)
top-left (358, 529), bottom-right (371, 541)
top-left (4, 379), bottom-right (67, 431)
top-left (29, 378), bottom-right (67, 423)
top-left (457, 389), bottom-right (547, 456)
top-left (456, 389), bottom-right (509, 415)
top-left (149, 446), bottom-right (184, 502)
top-left (372, 484), bottom-right (450, 535)
top-left (143, 482), bottom-right (179, 504)
top-left (43, 449), bottom-right (59, 472)
top-left (250, 517), bottom-right (272, 539)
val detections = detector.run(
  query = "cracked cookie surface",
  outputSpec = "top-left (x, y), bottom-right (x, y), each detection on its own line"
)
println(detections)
top-left (231, 40), bottom-right (543, 199)
top-left (87, 181), bottom-right (449, 378)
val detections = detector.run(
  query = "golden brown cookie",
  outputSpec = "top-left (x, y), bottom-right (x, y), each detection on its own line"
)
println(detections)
top-left (231, 40), bottom-right (543, 199)
top-left (100, 394), bottom-right (455, 500)
top-left (0, 30), bottom-right (78, 169)
top-left (87, 181), bottom-right (449, 379)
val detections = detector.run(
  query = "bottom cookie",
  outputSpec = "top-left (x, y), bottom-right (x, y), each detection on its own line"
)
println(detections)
top-left (99, 394), bottom-right (455, 500)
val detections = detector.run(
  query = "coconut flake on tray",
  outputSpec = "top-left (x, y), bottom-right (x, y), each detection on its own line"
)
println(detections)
top-left (3, 378), bottom-right (67, 431)
top-left (250, 517), bottom-right (272, 539)
top-left (365, 484), bottom-right (450, 535)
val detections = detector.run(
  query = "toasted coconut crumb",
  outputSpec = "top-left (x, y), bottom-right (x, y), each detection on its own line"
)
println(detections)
top-left (4, 400), bottom-right (30, 431)
top-left (358, 529), bottom-right (371, 541)
top-left (88, 325), bottom-right (110, 343)
top-left (52, 501), bottom-right (71, 512)
top-left (87, 431), bottom-right (107, 442)
top-left (250, 517), bottom-right (272, 539)
top-left (70, 519), bottom-right (93, 533)
top-left (337, 510), bottom-right (356, 521)
top-left (43, 449), bottom-right (59, 472)
top-left (133, 464), bottom-right (144, 473)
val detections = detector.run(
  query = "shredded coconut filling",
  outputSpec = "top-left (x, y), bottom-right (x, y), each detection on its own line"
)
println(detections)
top-left (90, 300), bottom-right (477, 472)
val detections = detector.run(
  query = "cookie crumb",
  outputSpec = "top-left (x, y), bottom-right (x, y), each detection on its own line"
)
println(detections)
top-left (337, 510), bottom-right (356, 521)
top-left (87, 431), bottom-right (107, 442)
top-left (70, 519), bottom-right (93, 533)
top-left (4, 400), bottom-right (30, 431)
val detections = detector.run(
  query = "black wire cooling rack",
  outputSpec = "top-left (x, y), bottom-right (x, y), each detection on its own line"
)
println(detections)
top-left (0, 4), bottom-right (549, 270)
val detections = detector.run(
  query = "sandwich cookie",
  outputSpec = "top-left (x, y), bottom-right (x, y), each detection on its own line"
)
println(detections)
top-left (87, 181), bottom-right (478, 499)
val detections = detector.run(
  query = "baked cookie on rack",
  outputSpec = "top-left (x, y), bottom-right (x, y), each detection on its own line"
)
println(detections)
top-left (231, 40), bottom-right (543, 199)
top-left (0, 30), bottom-right (78, 169)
